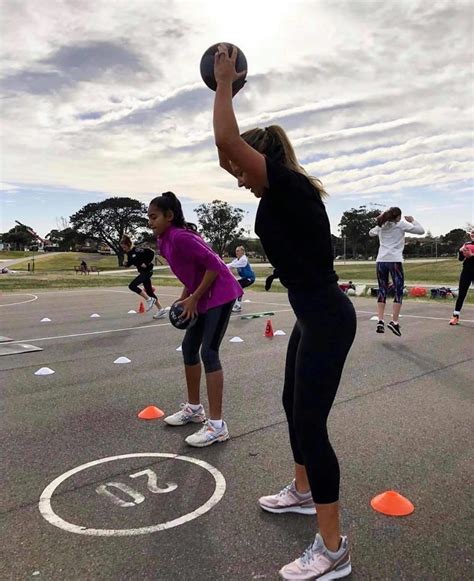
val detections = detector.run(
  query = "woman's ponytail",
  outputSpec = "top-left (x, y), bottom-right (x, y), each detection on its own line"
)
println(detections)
top-left (377, 207), bottom-right (402, 227)
top-left (149, 192), bottom-right (197, 231)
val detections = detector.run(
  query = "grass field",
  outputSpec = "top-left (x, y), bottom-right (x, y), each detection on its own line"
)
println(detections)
top-left (0, 251), bottom-right (37, 259)
top-left (1, 252), bottom-right (471, 305)
top-left (4, 252), bottom-right (122, 271)
top-left (2, 252), bottom-right (464, 283)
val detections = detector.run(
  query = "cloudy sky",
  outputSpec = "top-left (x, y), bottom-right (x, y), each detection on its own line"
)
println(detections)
top-left (1, 0), bottom-right (473, 238)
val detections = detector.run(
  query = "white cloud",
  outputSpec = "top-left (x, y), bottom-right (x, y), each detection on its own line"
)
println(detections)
top-left (0, 0), bottom-right (472, 235)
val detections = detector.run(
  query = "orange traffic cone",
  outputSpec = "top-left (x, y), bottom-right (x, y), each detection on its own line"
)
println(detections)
top-left (264, 319), bottom-right (274, 338)
top-left (370, 490), bottom-right (415, 516)
top-left (138, 405), bottom-right (164, 420)
top-left (138, 302), bottom-right (145, 314)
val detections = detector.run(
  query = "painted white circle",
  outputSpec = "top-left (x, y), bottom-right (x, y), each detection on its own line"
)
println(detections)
top-left (39, 453), bottom-right (226, 536)
top-left (0, 293), bottom-right (38, 307)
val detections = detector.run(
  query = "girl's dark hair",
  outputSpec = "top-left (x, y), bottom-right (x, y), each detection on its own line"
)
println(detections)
top-left (120, 234), bottom-right (133, 247)
top-left (149, 191), bottom-right (197, 231)
top-left (377, 207), bottom-right (402, 227)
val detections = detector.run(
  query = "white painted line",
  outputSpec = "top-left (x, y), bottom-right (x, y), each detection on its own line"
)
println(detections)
top-left (38, 453), bottom-right (226, 536)
top-left (0, 293), bottom-right (38, 307)
top-left (355, 310), bottom-right (474, 323)
top-left (11, 308), bottom-right (293, 344)
top-left (11, 321), bottom-right (173, 343)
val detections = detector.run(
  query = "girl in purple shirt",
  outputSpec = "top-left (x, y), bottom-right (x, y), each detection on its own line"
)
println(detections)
top-left (148, 192), bottom-right (242, 447)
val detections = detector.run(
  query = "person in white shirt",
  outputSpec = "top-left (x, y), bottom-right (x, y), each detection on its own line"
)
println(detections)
top-left (369, 207), bottom-right (425, 336)
top-left (227, 246), bottom-right (256, 312)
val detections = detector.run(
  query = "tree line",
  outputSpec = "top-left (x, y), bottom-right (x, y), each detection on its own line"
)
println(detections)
top-left (1, 198), bottom-right (471, 264)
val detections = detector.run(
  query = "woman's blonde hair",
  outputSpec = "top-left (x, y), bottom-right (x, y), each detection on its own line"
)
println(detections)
top-left (240, 125), bottom-right (328, 199)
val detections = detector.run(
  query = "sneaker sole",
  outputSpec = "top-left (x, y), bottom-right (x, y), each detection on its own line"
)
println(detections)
top-left (376, 329), bottom-right (384, 333)
top-left (259, 504), bottom-right (316, 515)
top-left (185, 433), bottom-right (230, 447)
top-left (163, 416), bottom-right (206, 426)
top-left (388, 325), bottom-right (401, 336)
top-left (145, 301), bottom-right (156, 312)
top-left (279, 561), bottom-right (351, 580)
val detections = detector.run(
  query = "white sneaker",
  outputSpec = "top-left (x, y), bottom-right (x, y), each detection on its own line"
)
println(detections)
top-left (185, 421), bottom-right (230, 447)
top-left (258, 480), bottom-right (316, 515)
top-left (153, 308), bottom-right (167, 319)
top-left (145, 297), bottom-right (156, 312)
top-left (279, 534), bottom-right (351, 580)
top-left (163, 403), bottom-right (206, 426)
top-left (232, 303), bottom-right (242, 312)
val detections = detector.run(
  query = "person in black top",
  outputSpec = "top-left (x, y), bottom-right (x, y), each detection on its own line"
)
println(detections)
top-left (212, 45), bottom-right (356, 579)
top-left (449, 228), bottom-right (474, 325)
top-left (80, 260), bottom-right (88, 274)
top-left (120, 235), bottom-right (166, 319)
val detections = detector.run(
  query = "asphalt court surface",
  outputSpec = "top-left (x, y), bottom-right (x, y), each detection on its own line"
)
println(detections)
top-left (1, 287), bottom-right (473, 580)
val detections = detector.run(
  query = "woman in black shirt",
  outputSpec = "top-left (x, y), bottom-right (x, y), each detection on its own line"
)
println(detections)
top-left (213, 45), bottom-right (356, 579)
top-left (450, 228), bottom-right (474, 325)
top-left (120, 235), bottom-right (166, 319)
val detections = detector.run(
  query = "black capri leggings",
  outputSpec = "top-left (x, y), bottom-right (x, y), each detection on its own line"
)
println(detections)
top-left (182, 301), bottom-right (234, 374)
top-left (283, 284), bottom-right (357, 504)
top-left (455, 265), bottom-right (474, 313)
top-left (128, 271), bottom-right (157, 301)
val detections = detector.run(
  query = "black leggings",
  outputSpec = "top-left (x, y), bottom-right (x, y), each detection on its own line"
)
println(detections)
top-left (283, 284), bottom-right (357, 504)
top-left (128, 271), bottom-right (157, 300)
top-left (182, 301), bottom-right (234, 373)
top-left (455, 266), bottom-right (474, 313)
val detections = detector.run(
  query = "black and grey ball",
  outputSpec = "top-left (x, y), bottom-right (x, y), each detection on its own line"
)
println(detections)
top-left (200, 42), bottom-right (247, 93)
top-left (169, 303), bottom-right (198, 330)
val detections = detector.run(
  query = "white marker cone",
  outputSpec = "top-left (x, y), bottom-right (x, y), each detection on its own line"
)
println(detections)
top-left (40, 317), bottom-right (51, 322)
top-left (90, 313), bottom-right (100, 318)
top-left (128, 309), bottom-right (137, 314)
top-left (243, 299), bottom-right (252, 303)
top-left (176, 345), bottom-right (182, 351)
top-left (114, 356), bottom-right (131, 364)
top-left (35, 367), bottom-right (55, 376)
top-left (370, 315), bottom-right (379, 321)
top-left (274, 330), bottom-right (286, 336)
top-left (229, 336), bottom-right (244, 343)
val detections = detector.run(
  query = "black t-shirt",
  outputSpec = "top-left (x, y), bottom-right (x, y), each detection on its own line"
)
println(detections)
top-left (458, 243), bottom-right (474, 271)
top-left (255, 159), bottom-right (338, 289)
top-left (125, 247), bottom-right (155, 273)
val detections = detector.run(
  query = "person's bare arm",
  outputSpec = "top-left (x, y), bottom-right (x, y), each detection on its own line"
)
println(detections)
top-left (218, 148), bottom-right (235, 176)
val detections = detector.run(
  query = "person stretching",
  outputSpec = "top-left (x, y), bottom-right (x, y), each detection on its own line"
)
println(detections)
top-left (120, 235), bottom-right (167, 319)
top-left (369, 207), bottom-right (424, 336)
top-left (449, 228), bottom-right (474, 325)
top-left (227, 245), bottom-right (256, 311)
top-left (213, 44), bottom-right (356, 580)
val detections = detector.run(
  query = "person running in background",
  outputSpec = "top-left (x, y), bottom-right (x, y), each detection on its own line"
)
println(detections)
top-left (120, 235), bottom-right (167, 319)
top-left (213, 44), bottom-right (356, 580)
top-left (227, 245), bottom-right (255, 311)
top-left (148, 192), bottom-right (242, 447)
top-left (80, 259), bottom-right (88, 274)
top-left (369, 207), bottom-right (425, 336)
top-left (449, 228), bottom-right (474, 325)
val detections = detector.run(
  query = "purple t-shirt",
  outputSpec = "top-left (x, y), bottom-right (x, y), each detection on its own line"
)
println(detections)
top-left (158, 225), bottom-right (242, 313)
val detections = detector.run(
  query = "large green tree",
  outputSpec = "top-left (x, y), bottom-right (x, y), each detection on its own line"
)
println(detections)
top-left (339, 206), bottom-right (380, 259)
top-left (440, 228), bottom-right (470, 255)
top-left (2, 225), bottom-right (36, 250)
top-left (194, 200), bottom-right (245, 257)
top-left (70, 197), bottom-right (148, 265)
top-left (46, 227), bottom-right (87, 251)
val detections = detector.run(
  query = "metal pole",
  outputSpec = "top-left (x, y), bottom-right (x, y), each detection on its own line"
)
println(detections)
top-left (435, 238), bottom-right (438, 261)
top-left (343, 235), bottom-right (346, 265)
